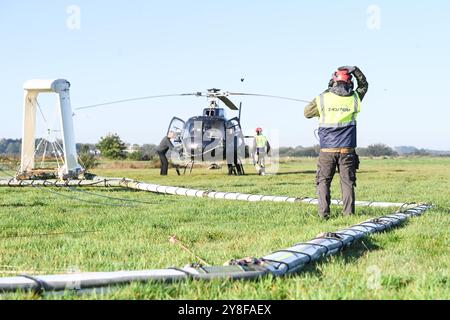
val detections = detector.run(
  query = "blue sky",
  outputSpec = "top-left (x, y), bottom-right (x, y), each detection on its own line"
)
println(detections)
top-left (1, 1), bottom-right (449, 149)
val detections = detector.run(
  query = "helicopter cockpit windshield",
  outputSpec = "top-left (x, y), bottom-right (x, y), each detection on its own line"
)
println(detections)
top-left (203, 120), bottom-right (224, 140)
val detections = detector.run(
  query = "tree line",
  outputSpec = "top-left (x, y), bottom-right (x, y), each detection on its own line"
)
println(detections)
top-left (1, 136), bottom-right (447, 160)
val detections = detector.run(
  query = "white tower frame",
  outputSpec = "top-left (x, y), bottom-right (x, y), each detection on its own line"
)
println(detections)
top-left (20, 79), bottom-right (83, 178)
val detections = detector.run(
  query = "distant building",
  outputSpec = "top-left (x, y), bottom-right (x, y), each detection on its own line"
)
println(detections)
top-left (125, 144), bottom-right (141, 154)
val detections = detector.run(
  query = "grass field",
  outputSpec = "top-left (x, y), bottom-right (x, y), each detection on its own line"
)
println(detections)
top-left (0, 157), bottom-right (449, 300)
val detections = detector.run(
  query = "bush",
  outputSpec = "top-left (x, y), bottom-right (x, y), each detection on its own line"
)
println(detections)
top-left (128, 150), bottom-right (144, 161)
top-left (141, 144), bottom-right (157, 159)
top-left (96, 133), bottom-right (127, 160)
top-left (78, 144), bottom-right (99, 170)
top-left (358, 144), bottom-right (398, 157)
top-left (278, 145), bottom-right (320, 157)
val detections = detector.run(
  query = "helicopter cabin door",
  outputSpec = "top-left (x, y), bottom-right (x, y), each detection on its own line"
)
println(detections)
top-left (167, 117), bottom-right (185, 141)
top-left (167, 117), bottom-right (186, 161)
top-left (225, 117), bottom-right (246, 162)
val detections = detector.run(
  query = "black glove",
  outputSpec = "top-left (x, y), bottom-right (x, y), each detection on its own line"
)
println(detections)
top-left (328, 78), bottom-right (334, 88)
top-left (338, 66), bottom-right (357, 74)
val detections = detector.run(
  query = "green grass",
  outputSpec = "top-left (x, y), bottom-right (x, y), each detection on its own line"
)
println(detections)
top-left (0, 157), bottom-right (449, 299)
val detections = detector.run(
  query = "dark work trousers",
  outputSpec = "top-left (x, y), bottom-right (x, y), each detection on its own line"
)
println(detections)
top-left (158, 151), bottom-right (169, 176)
top-left (316, 152), bottom-right (358, 217)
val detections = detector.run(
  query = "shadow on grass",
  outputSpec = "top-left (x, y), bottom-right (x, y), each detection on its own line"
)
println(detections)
top-left (267, 170), bottom-right (316, 176)
top-left (265, 170), bottom-right (382, 176)
top-left (0, 201), bottom-right (46, 208)
top-left (295, 237), bottom-right (381, 279)
top-left (296, 217), bottom-right (410, 279)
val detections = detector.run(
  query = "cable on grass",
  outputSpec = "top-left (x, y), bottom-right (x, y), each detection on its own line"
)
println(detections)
top-left (67, 187), bottom-right (159, 205)
top-left (31, 184), bottom-right (135, 207)
top-left (0, 230), bottom-right (99, 240)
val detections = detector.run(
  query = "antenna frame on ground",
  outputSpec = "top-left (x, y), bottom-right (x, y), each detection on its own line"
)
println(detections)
top-left (20, 79), bottom-right (83, 179)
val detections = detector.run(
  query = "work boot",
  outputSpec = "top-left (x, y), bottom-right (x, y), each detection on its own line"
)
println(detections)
top-left (319, 212), bottom-right (330, 220)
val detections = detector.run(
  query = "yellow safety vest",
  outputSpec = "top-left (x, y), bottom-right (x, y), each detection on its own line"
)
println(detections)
top-left (316, 92), bottom-right (361, 128)
top-left (255, 135), bottom-right (268, 148)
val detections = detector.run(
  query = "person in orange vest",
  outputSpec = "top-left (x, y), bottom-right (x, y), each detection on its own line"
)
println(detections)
top-left (253, 127), bottom-right (271, 176)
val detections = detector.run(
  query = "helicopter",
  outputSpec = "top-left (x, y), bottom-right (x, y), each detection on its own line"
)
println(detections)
top-left (166, 88), bottom-right (248, 175)
top-left (75, 88), bottom-right (310, 175)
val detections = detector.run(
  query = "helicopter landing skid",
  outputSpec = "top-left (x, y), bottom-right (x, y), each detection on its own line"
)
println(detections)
top-left (228, 163), bottom-right (245, 176)
top-left (181, 160), bottom-right (195, 174)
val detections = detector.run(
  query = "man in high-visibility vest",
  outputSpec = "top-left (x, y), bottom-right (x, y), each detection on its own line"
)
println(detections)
top-left (253, 127), bottom-right (271, 176)
top-left (304, 66), bottom-right (368, 218)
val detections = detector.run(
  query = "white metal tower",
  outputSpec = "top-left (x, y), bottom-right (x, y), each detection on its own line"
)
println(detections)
top-left (20, 79), bottom-right (83, 179)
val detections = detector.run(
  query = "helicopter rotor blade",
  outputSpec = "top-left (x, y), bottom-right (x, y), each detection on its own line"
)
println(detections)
top-left (74, 92), bottom-right (204, 111)
top-left (226, 92), bottom-right (311, 104)
top-left (73, 90), bottom-right (310, 112)
top-left (217, 95), bottom-right (239, 110)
